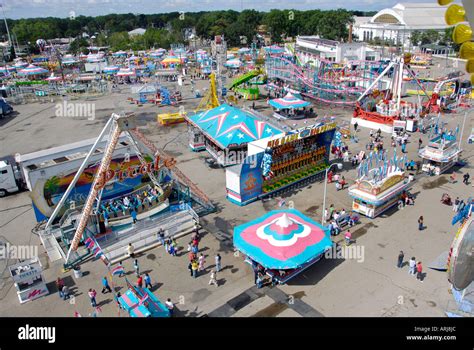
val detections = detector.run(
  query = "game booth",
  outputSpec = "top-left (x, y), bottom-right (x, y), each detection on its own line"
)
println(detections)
top-left (348, 150), bottom-right (412, 218)
top-left (226, 122), bottom-right (337, 205)
top-left (118, 279), bottom-right (170, 317)
top-left (269, 92), bottom-right (311, 120)
top-left (234, 209), bottom-right (333, 284)
top-left (419, 133), bottom-right (462, 176)
top-left (185, 103), bottom-right (282, 166)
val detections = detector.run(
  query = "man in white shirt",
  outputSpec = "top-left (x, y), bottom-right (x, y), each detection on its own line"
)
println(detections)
top-left (165, 298), bottom-right (174, 316)
top-left (126, 243), bottom-right (135, 258)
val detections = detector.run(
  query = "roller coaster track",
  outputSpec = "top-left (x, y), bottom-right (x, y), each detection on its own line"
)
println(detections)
top-left (266, 55), bottom-right (367, 105)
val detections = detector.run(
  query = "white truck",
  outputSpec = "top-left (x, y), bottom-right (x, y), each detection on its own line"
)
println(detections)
top-left (0, 158), bottom-right (25, 197)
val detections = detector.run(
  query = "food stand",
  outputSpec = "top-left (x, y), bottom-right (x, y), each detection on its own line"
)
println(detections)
top-left (419, 134), bottom-right (461, 175)
top-left (349, 151), bottom-right (411, 218)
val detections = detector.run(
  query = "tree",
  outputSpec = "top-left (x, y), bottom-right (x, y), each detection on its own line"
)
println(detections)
top-left (420, 30), bottom-right (440, 45)
top-left (68, 37), bottom-right (89, 53)
top-left (410, 30), bottom-right (421, 47)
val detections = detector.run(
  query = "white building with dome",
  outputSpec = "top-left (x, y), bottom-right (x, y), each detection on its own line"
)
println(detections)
top-left (353, 3), bottom-right (448, 47)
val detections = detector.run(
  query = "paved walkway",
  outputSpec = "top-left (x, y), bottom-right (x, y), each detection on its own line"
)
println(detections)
top-left (208, 284), bottom-right (324, 317)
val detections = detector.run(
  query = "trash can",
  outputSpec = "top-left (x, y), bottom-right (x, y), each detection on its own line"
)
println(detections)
top-left (73, 266), bottom-right (82, 279)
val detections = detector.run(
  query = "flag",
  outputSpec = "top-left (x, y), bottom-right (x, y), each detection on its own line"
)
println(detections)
top-left (112, 265), bottom-right (124, 276)
top-left (100, 254), bottom-right (109, 266)
top-left (93, 247), bottom-right (103, 258)
top-left (84, 238), bottom-right (95, 249)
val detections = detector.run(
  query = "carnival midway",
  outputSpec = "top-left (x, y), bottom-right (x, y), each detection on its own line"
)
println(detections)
top-left (0, 0), bottom-right (473, 321)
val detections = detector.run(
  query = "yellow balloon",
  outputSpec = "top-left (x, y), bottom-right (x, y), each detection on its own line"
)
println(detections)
top-left (438, 0), bottom-right (453, 5)
top-left (460, 41), bottom-right (474, 59)
top-left (467, 59), bottom-right (474, 74)
top-left (452, 24), bottom-right (472, 44)
top-left (445, 4), bottom-right (466, 26)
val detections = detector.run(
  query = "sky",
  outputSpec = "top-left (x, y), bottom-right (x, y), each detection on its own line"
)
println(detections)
top-left (2, 0), bottom-right (436, 19)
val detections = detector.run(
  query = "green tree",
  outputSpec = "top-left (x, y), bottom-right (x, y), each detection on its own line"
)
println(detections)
top-left (410, 30), bottom-right (421, 47)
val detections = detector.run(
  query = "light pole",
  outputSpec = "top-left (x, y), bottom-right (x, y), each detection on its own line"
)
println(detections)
top-left (321, 162), bottom-right (343, 225)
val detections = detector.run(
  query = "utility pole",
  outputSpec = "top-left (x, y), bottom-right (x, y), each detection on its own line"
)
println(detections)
top-left (1, 3), bottom-right (13, 57)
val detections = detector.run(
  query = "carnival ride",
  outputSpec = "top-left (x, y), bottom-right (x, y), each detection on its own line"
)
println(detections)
top-left (118, 278), bottom-right (170, 317)
top-left (265, 54), bottom-right (383, 106)
top-left (228, 68), bottom-right (265, 100)
top-left (38, 113), bottom-right (213, 268)
top-left (446, 199), bottom-right (473, 316)
top-left (195, 73), bottom-right (220, 112)
top-left (352, 55), bottom-right (431, 133)
top-left (233, 209), bottom-right (333, 284)
top-left (421, 75), bottom-right (472, 113)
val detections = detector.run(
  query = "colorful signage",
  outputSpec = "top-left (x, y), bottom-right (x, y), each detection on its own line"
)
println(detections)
top-left (94, 155), bottom-right (176, 191)
top-left (266, 122), bottom-right (337, 148)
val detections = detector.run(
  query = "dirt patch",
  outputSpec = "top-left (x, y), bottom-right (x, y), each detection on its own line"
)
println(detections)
top-left (304, 205), bottom-right (319, 217)
top-left (351, 222), bottom-right (378, 239)
top-left (292, 291), bottom-right (306, 299)
top-left (422, 177), bottom-right (448, 190)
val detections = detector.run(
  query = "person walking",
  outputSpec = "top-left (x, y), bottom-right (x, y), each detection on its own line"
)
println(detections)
top-left (418, 216), bottom-right (424, 231)
top-left (416, 261), bottom-right (423, 282)
top-left (157, 229), bottom-right (165, 247)
top-left (354, 121), bottom-right (358, 132)
top-left (329, 204), bottom-right (335, 220)
top-left (453, 197), bottom-right (460, 212)
top-left (409, 257), bottom-right (416, 275)
top-left (215, 254), bottom-right (222, 272)
top-left (88, 288), bottom-right (97, 307)
top-left (101, 276), bottom-right (112, 294)
top-left (144, 273), bottom-right (152, 289)
top-left (165, 298), bottom-right (174, 316)
top-left (397, 251), bottom-right (404, 268)
top-left (209, 270), bottom-right (218, 287)
top-left (126, 243), bottom-right (135, 258)
top-left (56, 277), bottom-right (65, 299)
top-left (463, 172), bottom-right (470, 185)
top-left (198, 254), bottom-right (206, 271)
top-left (133, 259), bottom-right (140, 276)
top-left (62, 285), bottom-right (70, 300)
top-left (191, 260), bottom-right (199, 278)
top-left (131, 208), bottom-right (138, 224)
top-left (187, 261), bottom-right (193, 277)
top-left (418, 138), bottom-right (422, 149)
top-left (256, 273), bottom-right (264, 289)
top-left (136, 275), bottom-right (143, 288)
top-left (344, 230), bottom-right (352, 245)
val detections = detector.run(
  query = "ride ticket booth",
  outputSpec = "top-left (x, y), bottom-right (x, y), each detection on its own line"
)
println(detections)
top-left (8, 258), bottom-right (49, 304)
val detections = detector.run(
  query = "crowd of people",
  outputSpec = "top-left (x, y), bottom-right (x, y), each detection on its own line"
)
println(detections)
top-left (97, 185), bottom-right (164, 225)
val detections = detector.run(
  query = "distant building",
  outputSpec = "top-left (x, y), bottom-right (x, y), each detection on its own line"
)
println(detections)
top-left (128, 28), bottom-right (146, 37)
top-left (353, 3), bottom-right (447, 48)
top-left (295, 36), bottom-right (380, 64)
